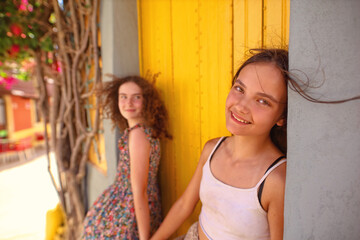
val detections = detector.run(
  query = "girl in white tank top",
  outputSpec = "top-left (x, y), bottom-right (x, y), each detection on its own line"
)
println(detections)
top-left (198, 137), bottom-right (286, 240)
top-left (151, 49), bottom-right (289, 240)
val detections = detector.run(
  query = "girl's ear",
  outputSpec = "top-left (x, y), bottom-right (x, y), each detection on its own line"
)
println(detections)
top-left (276, 117), bottom-right (285, 127)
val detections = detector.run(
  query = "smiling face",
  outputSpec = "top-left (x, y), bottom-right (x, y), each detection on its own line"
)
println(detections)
top-left (226, 62), bottom-right (287, 138)
top-left (118, 81), bottom-right (144, 127)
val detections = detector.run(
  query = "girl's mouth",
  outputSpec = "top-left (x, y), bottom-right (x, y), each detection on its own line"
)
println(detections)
top-left (231, 112), bottom-right (251, 124)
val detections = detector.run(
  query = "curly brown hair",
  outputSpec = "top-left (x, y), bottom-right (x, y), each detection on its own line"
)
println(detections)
top-left (98, 75), bottom-right (171, 139)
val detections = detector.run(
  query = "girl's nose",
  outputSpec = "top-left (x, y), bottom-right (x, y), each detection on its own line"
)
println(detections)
top-left (125, 98), bottom-right (133, 106)
top-left (235, 96), bottom-right (250, 114)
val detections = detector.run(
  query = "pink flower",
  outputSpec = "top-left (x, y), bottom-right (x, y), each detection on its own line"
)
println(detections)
top-left (0, 76), bottom-right (18, 90)
top-left (19, 4), bottom-right (27, 11)
top-left (54, 61), bottom-right (62, 73)
top-left (19, 0), bottom-right (29, 11)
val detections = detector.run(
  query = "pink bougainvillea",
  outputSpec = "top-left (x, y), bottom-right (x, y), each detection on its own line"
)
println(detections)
top-left (0, 76), bottom-right (18, 90)
top-left (18, 0), bottom-right (33, 12)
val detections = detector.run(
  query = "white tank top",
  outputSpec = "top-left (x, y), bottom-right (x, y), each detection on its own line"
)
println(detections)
top-left (199, 137), bottom-right (286, 240)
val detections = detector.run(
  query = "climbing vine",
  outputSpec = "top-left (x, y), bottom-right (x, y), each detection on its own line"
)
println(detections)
top-left (0, 1), bottom-right (101, 239)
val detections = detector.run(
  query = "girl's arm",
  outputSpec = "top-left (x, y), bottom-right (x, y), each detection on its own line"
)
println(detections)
top-left (129, 127), bottom-right (151, 240)
top-left (150, 138), bottom-right (219, 240)
top-left (262, 163), bottom-right (287, 240)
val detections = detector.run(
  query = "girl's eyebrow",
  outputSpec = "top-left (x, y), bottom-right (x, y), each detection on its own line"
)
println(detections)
top-left (118, 92), bottom-right (142, 95)
top-left (235, 79), bottom-right (278, 102)
top-left (257, 92), bottom-right (278, 102)
top-left (234, 79), bottom-right (246, 88)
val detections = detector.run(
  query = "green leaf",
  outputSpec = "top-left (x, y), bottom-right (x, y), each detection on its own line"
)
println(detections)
top-left (40, 37), bottom-right (54, 52)
top-left (0, 71), bottom-right (7, 78)
top-left (15, 71), bottom-right (29, 81)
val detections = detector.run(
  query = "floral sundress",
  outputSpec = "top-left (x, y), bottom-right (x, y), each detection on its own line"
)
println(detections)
top-left (82, 124), bottom-right (162, 239)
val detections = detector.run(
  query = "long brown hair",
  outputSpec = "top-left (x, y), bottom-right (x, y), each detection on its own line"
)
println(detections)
top-left (233, 49), bottom-right (289, 153)
top-left (99, 75), bottom-right (171, 139)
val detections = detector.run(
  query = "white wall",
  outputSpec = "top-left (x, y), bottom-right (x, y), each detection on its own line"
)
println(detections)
top-left (285, 0), bottom-right (360, 239)
top-left (86, 0), bottom-right (140, 207)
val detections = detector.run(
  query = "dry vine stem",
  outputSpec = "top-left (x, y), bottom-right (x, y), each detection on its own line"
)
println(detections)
top-left (29, 0), bottom-right (102, 239)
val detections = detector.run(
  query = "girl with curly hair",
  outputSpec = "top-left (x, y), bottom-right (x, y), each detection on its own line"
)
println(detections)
top-left (82, 76), bottom-right (171, 240)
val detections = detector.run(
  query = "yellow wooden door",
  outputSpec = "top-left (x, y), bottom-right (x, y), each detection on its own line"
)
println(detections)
top-left (137, 0), bottom-right (289, 236)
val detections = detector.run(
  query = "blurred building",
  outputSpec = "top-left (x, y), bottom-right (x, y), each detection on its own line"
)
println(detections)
top-left (0, 79), bottom-right (51, 163)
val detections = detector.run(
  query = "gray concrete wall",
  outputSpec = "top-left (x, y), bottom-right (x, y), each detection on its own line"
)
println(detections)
top-left (285, 0), bottom-right (360, 239)
top-left (86, 0), bottom-right (139, 207)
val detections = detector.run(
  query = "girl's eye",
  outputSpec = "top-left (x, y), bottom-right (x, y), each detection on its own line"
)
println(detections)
top-left (258, 98), bottom-right (270, 106)
top-left (120, 95), bottom-right (126, 99)
top-left (233, 85), bottom-right (244, 93)
top-left (134, 95), bottom-right (142, 100)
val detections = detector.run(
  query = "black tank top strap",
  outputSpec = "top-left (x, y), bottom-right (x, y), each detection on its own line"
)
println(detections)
top-left (264, 156), bottom-right (286, 174)
top-left (257, 155), bottom-right (286, 209)
top-left (209, 137), bottom-right (227, 162)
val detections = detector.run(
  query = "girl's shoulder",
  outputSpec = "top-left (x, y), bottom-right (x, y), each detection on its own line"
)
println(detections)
top-left (129, 125), bottom-right (161, 151)
top-left (128, 123), bottom-right (154, 138)
top-left (203, 136), bottom-right (230, 152)
top-left (127, 123), bottom-right (145, 132)
top-left (261, 159), bottom-right (286, 211)
top-left (199, 137), bottom-right (226, 165)
top-left (265, 160), bottom-right (287, 184)
top-left (127, 125), bottom-right (152, 150)
top-left (203, 137), bottom-right (223, 150)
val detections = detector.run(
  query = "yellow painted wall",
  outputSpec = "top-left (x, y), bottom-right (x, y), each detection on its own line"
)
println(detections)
top-left (138, 0), bottom-right (289, 237)
top-left (86, 13), bottom-right (107, 172)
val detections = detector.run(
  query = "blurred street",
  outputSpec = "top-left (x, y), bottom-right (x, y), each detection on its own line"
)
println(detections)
top-left (0, 152), bottom-right (59, 240)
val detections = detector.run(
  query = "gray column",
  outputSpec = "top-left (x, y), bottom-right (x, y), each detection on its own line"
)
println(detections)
top-left (86, 0), bottom-right (140, 206)
top-left (285, 0), bottom-right (360, 239)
